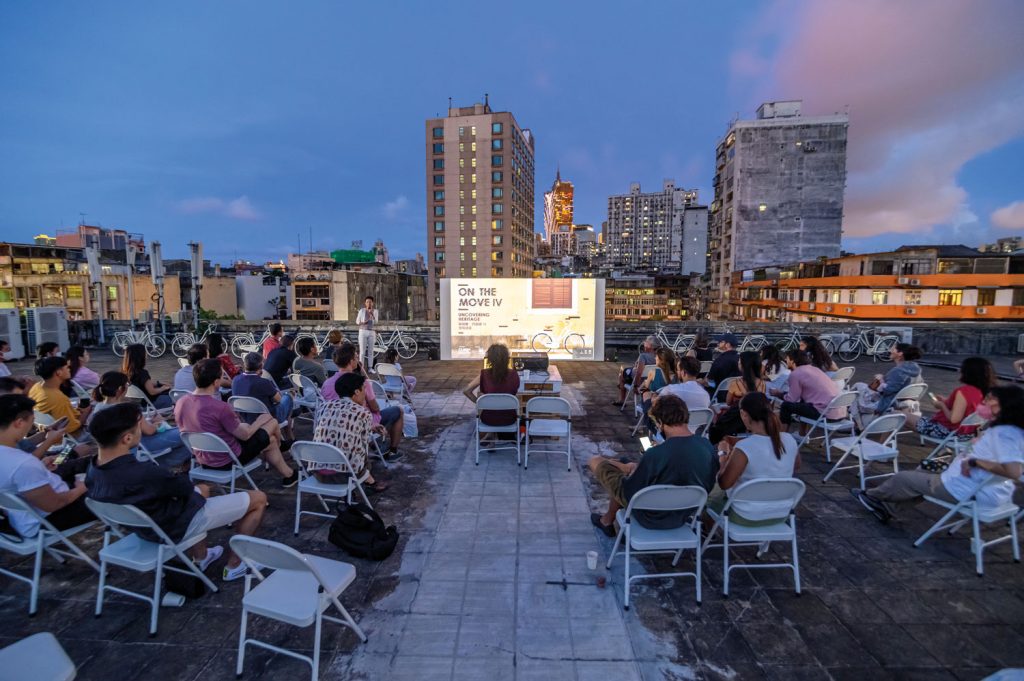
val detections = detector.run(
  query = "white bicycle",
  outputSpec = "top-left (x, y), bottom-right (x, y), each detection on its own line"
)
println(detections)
top-left (372, 329), bottom-right (418, 360)
top-left (295, 327), bottom-right (345, 355)
top-left (836, 327), bottom-right (899, 362)
top-left (230, 328), bottom-right (272, 358)
top-left (170, 322), bottom-right (218, 358)
top-left (639, 322), bottom-right (695, 354)
top-left (111, 327), bottom-right (166, 358)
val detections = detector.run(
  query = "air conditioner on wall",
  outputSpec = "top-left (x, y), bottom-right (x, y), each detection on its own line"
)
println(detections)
top-left (807, 303), bottom-right (816, 310)
top-left (976, 307), bottom-right (987, 314)
top-left (825, 306), bottom-right (833, 312)
top-left (910, 279), bottom-right (921, 286)
top-left (25, 307), bottom-right (69, 354)
top-left (897, 277), bottom-right (909, 285)
top-left (845, 307), bottom-right (854, 313)
top-left (905, 308), bottom-right (917, 315)
top-left (0, 309), bottom-right (25, 360)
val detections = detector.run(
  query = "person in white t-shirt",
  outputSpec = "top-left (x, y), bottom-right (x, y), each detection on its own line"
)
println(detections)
top-left (0, 340), bottom-right (12, 378)
top-left (0, 394), bottom-right (95, 537)
top-left (853, 385), bottom-right (1024, 522)
top-left (659, 356), bottom-right (711, 413)
top-left (356, 296), bottom-right (379, 372)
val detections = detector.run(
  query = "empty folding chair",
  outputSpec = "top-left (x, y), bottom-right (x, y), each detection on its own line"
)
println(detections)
top-left (475, 393), bottom-right (521, 465)
top-left (794, 391), bottom-right (858, 460)
top-left (709, 377), bottom-right (738, 415)
top-left (0, 632), bottom-right (77, 681)
top-left (169, 389), bottom-right (191, 404)
top-left (920, 412), bottom-right (987, 463)
top-left (702, 478), bottom-right (806, 596)
top-left (0, 492), bottom-right (99, 615)
top-left (177, 357), bottom-right (189, 369)
top-left (181, 431), bottom-right (262, 494)
top-left (687, 407), bottom-right (714, 439)
top-left (84, 498), bottom-right (219, 636)
top-left (823, 413), bottom-right (906, 489)
top-left (524, 396), bottom-right (572, 471)
top-left (230, 535), bottom-right (367, 680)
top-left (290, 441), bottom-right (371, 536)
top-left (606, 484), bottom-right (707, 608)
top-left (374, 362), bottom-right (413, 403)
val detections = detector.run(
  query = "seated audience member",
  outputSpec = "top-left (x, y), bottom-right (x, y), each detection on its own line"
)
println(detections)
top-left (0, 377), bottom-right (91, 463)
top-left (175, 359), bottom-right (297, 487)
top-left (264, 334), bottom-right (297, 389)
top-left (851, 343), bottom-right (922, 416)
top-left (325, 344), bottom-right (405, 459)
top-left (0, 394), bottom-right (95, 537)
top-left (801, 336), bottom-right (838, 374)
top-left (660, 356), bottom-right (711, 413)
top-left (36, 342), bottom-right (60, 359)
top-left (207, 333), bottom-right (239, 380)
top-left (685, 331), bottom-right (715, 363)
top-left (29, 356), bottom-right (92, 436)
top-left (175, 343), bottom-right (215, 392)
top-left (262, 323), bottom-right (284, 358)
top-left (616, 336), bottom-right (658, 406)
top-left (320, 329), bottom-right (345, 364)
top-left (708, 351), bottom-right (765, 444)
top-left (639, 347), bottom-right (677, 409)
top-left (232, 353), bottom-right (294, 442)
top-left (292, 336), bottom-right (327, 387)
top-left (86, 402), bottom-right (268, 581)
top-left (589, 395), bottom-right (717, 536)
top-left (90, 371), bottom-right (187, 463)
top-left (382, 347), bottom-right (417, 392)
top-left (761, 345), bottom-right (790, 396)
top-left (0, 340), bottom-right (12, 378)
top-left (907, 356), bottom-right (993, 440)
top-left (463, 343), bottom-right (520, 435)
top-left (776, 349), bottom-right (844, 430)
top-left (312, 373), bottom-right (389, 492)
top-left (65, 345), bottom-right (100, 391)
top-left (704, 334), bottom-right (741, 395)
top-left (853, 385), bottom-right (1023, 522)
top-left (122, 344), bottom-right (172, 409)
top-left (709, 392), bottom-right (800, 524)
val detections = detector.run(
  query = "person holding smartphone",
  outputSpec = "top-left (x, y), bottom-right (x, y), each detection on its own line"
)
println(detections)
top-left (905, 357), bottom-right (994, 440)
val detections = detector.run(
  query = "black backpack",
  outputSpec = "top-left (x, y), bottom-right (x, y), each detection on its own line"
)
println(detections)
top-left (328, 502), bottom-right (399, 560)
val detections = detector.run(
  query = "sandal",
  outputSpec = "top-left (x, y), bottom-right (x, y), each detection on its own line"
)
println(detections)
top-left (364, 479), bottom-right (391, 494)
top-left (590, 513), bottom-right (616, 538)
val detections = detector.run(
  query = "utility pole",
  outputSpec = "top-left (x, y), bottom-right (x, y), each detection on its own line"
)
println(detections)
top-left (151, 241), bottom-right (166, 335)
top-left (86, 247), bottom-right (105, 343)
top-left (188, 242), bottom-right (203, 329)
top-left (125, 243), bottom-right (137, 329)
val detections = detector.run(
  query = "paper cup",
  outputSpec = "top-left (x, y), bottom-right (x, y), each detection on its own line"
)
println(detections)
top-left (74, 473), bottom-right (87, 484)
top-left (586, 550), bottom-right (598, 570)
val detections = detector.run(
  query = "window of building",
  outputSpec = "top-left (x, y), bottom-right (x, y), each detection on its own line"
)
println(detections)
top-left (434, 252), bottom-right (445, 262)
top-left (492, 203), bottom-right (503, 214)
top-left (459, 158), bottom-right (464, 168)
top-left (471, 126), bottom-right (476, 136)
top-left (458, 126), bottom-right (464, 136)
top-left (870, 260), bottom-right (894, 275)
top-left (434, 206), bottom-right (444, 216)
top-left (492, 155), bottom-right (503, 166)
top-left (471, 189), bottom-right (477, 199)
top-left (433, 190), bottom-right (444, 200)
top-left (758, 204), bottom-right (767, 212)
top-left (977, 289), bottom-right (996, 306)
top-left (471, 157), bottom-right (477, 168)
top-left (460, 267), bottom-right (465, 276)
top-left (904, 290), bottom-right (922, 305)
top-left (471, 236), bottom-right (477, 246)
top-left (459, 206), bottom-right (465, 215)
top-left (66, 285), bottom-right (83, 299)
top-left (471, 252), bottom-right (477, 261)
top-left (471, 220), bottom-right (477, 229)
top-left (492, 187), bottom-right (503, 198)
top-left (471, 173), bottom-right (476, 184)
top-left (459, 190), bottom-right (465, 200)
top-left (459, 237), bottom-right (465, 246)
top-left (492, 235), bottom-right (503, 246)
top-left (433, 159), bottom-right (444, 170)
top-left (432, 142), bottom-right (444, 153)
top-left (460, 252), bottom-right (465, 261)
top-left (829, 290), bottom-right (840, 303)
top-left (460, 221), bottom-right (465, 231)
top-left (1013, 289), bottom-right (1024, 306)
top-left (870, 290), bottom-right (888, 305)
top-left (492, 219), bottom-right (503, 230)
top-left (938, 289), bottom-right (962, 306)
top-left (492, 171), bottom-right (503, 182)
top-left (471, 205), bottom-right (477, 214)
top-left (434, 237), bottom-right (444, 247)
top-left (471, 267), bottom-right (477, 276)
top-left (938, 259), bottom-right (971, 274)
top-left (433, 221), bottom-right (444, 232)
top-left (432, 127), bottom-right (443, 138)
top-left (459, 174), bottom-right (465, 184)
top-left (459, 143), bottom-right (464, 152)
top-left (471, 142), bottom-right (476, 152)
top-left (433, 175), bottom-right (444, 185)
top-left (491, 139), bottom-right (502, 150)
top-left (492, 122), bottom-right (502, 134)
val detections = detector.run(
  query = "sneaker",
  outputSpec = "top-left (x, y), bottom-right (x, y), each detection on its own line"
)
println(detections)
top-left (223, 561), bottom-right (261, 582)
top-left (196, 545), bottom-right (223, 572)
top-left (386, 449), bottom-right (404, 461)
top-left (850, 487), bottom-right (890, 523)
top-left (281, 471), bottom-right (300, 488)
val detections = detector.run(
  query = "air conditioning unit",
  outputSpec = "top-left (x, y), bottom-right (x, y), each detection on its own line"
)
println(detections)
top-left (905, 307), bottom-right (917, 315)
top-left (910, 279), bottom-right (921, 286)
top-left (897, 277), bottom-right (909, 285)
top-left (976, 307), bottom-right (987, 314)
top-left (845, 307), bottom-right (854, 313)
top-left (25, 307), bottom-right (69, 354)
top-left (807, 303), bottom-right (816, 310)
top-left (0, 309), bottom-right (26, 360)
top-left (825, 305), bottom-right (833, 312)
top-left (169, 310), bottom-right (187, 324)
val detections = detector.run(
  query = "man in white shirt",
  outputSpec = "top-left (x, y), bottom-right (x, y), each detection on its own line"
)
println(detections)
top-left (0, 341), bottom-right (11, 378)
top-left (659, 356), bottom-right (711, 414)
top-left (173, 344), bottom-right (207, 392)
top-left (356, 296), bottom-right (379, 372)
top-left (0, 394), bottom-right (94, 536)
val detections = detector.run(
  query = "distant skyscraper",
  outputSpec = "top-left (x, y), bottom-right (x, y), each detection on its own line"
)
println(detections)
top-left (604, 180), bottom-right (707, 274)
top-left (708, 100), bottom-right (848, 316)
top-left (425, 99), bottom-right (535, 319)
top-left (543, 171), bottom-right (574, 256)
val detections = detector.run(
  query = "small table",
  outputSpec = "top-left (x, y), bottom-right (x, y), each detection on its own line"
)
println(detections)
top-left (517, 365), bottom-right (562, 408)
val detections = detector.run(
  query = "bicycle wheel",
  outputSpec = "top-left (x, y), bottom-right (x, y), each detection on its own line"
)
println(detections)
top-left (396, 336), bottom-right (418, 360)
top-left (111, 335), bottom-right (128, 357)
top-left (532, 333), bottom-right (553, 352)
top-left (563, 333), bottom-right (585, 354)
top-left (145, 336), bottom-right (166, 358)
top-left (170, 335), bottom-right (192, 358)
top-left (837, 339), bottom-right (862, 362)
top-left (821, 338), bottom-right (836, 356)
top-left (774, 339), bottom-right (794, 352)
top-left (230, 335), bottom-right (249, 358)
top-left (874, 336), bottom-right (898, 362)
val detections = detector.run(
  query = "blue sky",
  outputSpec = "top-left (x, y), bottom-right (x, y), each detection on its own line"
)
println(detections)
top-left (2, 1), bottom-right (1023, 263)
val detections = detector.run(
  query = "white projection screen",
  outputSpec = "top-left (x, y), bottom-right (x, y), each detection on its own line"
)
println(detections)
top-left (440, 278), bottom-right (605, 361)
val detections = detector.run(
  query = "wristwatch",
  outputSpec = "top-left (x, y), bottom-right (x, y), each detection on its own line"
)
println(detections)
top-left (967, 458), bottom-right (978, 468)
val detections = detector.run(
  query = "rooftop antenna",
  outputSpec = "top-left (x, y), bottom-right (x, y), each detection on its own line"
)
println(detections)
top-left (79, 212), bottom-right (87, 226)
top-left (484, 92), bottom-right (489, 108)
top-left (448, 96), bottom-right (452, 112)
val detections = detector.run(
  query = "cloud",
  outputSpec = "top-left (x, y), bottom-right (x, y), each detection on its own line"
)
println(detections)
top-left (176, 195), bottom-right (262, 221)
top-left (992, 201), bottom-right (1024, 231)
top-left (382, 195), bottom-right (409, 221)
top-left (730, 0), bottom-right (1024, 241)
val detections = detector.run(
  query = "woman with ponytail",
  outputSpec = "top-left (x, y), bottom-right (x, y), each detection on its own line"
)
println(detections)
top-left (707, 392), bottom-right (801, 526)
top-left (90, 371), bottom-right (187, 464)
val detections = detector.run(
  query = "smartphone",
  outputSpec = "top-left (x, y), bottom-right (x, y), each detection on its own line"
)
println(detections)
top-left (639, 436), bottom-right (652, 452)
top-left (52, 443), bottom-right (74, 467)
top-left (928, 392), bottom-right (939, 402)
top-left (78, 397), bottom-right (91, 409)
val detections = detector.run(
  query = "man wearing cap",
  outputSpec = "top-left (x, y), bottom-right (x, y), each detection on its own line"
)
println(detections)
top-left (704, 333), bottom-right (741, 395)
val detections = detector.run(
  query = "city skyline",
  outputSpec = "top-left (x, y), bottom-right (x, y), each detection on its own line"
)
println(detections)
top-left (2, 1), bottom-right (1023, 264)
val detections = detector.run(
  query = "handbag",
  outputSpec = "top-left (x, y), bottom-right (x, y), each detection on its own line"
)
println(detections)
top-left (328, 502), bottom-right (399, 560)
top-left (402, 406), bottom-right (418, 438)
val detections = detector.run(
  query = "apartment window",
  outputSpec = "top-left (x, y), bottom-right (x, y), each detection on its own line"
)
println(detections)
top-left (459, 143), bottom-right (464, 152)
top-left (977, 289), bottom-right (996, 306)
top-left (433, 159), bottom-right (444, 170)
top-left (471, 236), bottom-right (477, 246)
top-left (492, 155), bottom-right (503, 166)
top-left (433, 237), bottom-right (444, 247)
top-left (459, 158), bottom-right (464, 168)
top-left (460, 252), bottom-right (465, 261)
top-left (432, 142), bottom-right (444, 153)
top-left (492, 187), bottom-right (503, 198)
top-left (471, 267), bottom-right (477, 276)
top-left (459, 174), bottom-right (465, 184)
top-left (492, 267), bottom-right (503, 276)
top-left (848, 290), bottom-right (856, 304)
top-left (492, 122), bottom-right (502, 134)
top-left (471, 173), bottom-right (476, 184)
top-left (471, 189), bottom-right (477, 199)
top-left (471, 252), bottom-right (477, 261)
top-left (471, 126), bottom-right (476, 136)
top-left (1013, 289), bottom-right (1024, 306)
top-left (433, 175), bottom-right (444, 185)
top-left (459, 237), bottom-right (465, 246)
top-left (471, 158), bottom-right (477, 168)
top-left (492, 235), bottom-right (503, 246)
top-left (459, 190), bottom-right (465, 200)
top-left (492, 219), bottom-right (503, 230)
top-left (433, 190), bottom-right (444, 200)
top-left (471, 142), bottom-right (477, 152)
top-left (434, 206), bottom-right (444, 216)
top-left (471, 205), bottom-right (477, 214)
top-left (459, 126), bottom-right (464, 136)
top-left (434, 252), bottom-right (445, 262)
top-left (492, 171), bottom-right (503, 182)
top-left (905, 290), bottom-right (922, 305)
top-left (492, 139), bottom-right (503, 150)
top-left (938, 289), bottom-right (963, 306)
top-left (460, 267), bottom-right (465, 277)
top-left (871, 290), bottom-right (888, 305)
top-left (460, 221), bottom-right (465, 231)
top-left (433, 221), bottom-right (444, 232)
top-left (471, 220), bottom-right (477, 229)
top-left (492, 203), bottom-right (503, 214)
top-left (491, 251), bottom-right (503, 261)
top-left (432, 127), bottom-right (443, 138)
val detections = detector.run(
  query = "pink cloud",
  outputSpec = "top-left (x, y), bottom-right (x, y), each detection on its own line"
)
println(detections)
top-left (992, 201), bottom-right (1024, 231)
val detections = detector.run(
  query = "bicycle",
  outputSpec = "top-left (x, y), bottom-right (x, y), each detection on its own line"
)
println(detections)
top-left (836, 327), bottom-right (899, 363)
top-left (295, 327), bottom-right (345, 356)
top-left (170, 322), bottom-right (218, 358)
top-left (230, 328), bottom-right (272, 358)
top-left (111, 326), bottom-right (166, 358)
top-left (372, 329), bottom-right (418, 360)
top-left (773, 327), bottom-right (836, 356)
top-left (639, 322), bottom-right (695, 354)
top-left (738, 334), bottom-right (769, 352)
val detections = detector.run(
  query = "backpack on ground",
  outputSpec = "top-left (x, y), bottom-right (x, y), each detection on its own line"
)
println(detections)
top-left (328, 502), bottom-right (399, 560)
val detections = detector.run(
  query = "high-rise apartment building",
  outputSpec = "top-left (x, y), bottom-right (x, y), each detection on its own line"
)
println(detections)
top-left (604, 180), bottom-right (707, 275)
top-left (425, 100), bottom-right (535, 319)
top-left (708, 100), bottom-right (848, 317)
top-left (543, 171), bottom-right (574, 256)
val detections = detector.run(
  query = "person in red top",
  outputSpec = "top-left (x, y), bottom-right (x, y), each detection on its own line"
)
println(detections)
top-left (207, 333), bottom-right (240, 380)
top-left (262, 323), bottom-right (284, 359)
top-left (908, 356), bottom-right (994, 439)
top-left (463, 344), bottom-right (520, 428)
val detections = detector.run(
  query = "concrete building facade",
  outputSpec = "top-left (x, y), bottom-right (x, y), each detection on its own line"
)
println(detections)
top-left (425, 100), bottom-right (535, 320)
top-left (708, 100), bottom-right (848, 317)
top-left (290, 268), bottom-right (426, 322)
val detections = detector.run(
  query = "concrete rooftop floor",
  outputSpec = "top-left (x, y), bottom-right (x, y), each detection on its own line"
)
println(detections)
top-left (1, 350), bottom-right (1022, 680)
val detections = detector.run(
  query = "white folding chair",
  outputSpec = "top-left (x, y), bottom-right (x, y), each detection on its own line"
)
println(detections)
top-left (289, 374), bottom-right (322, 424)
top-left (366, 378), bottom-right (392, 407)
top-left (621, 364), bottom-right (658, 412)
top-left (831, 366), bottom-right (855, 389)
top-left (169, 389), bottom-right (190, 404)
top-left (229, 394), bottom-right (288, 430)
top-left (699, 360), bottom-right (712, 375)
top-left (32, 410), bottom-right (89, 447)
top-left (920, 412), bottom-right (987, 462)
top-left (0, 632), bottom-right (77, 681)
top-left (628, 369), bottom-right (666, 436)
top-left (177, 357), bottom-right (189, 369)
top-left (702, 478), bottom-right (806, 596)
top-left (135, 441), bottom-right (173, 465)
top-left (524, 396), bottom-right (572, 471)
top-left (181, 431), bottom-right (262, 494)
top-left (375, 362), bottom-right (413, 403)
top-left (606, 485), bottom-right (707, 608)
top-left (0, 493), bottom-right (99, 615)
top-left (230, 535), bottom-right (367, 680)
top-left (84, 498), bottom-right (219, 636)
top-left (794, 391), bottom-right (858, 460)
top-left (891, 382), bottom-right (928, 420)
top-left (709, 376), bottom-right (737, 415)
top-left (914, 475), bottom-right (1020, 576)
top-left (125, 384), bottom-right (174, 417)
top-left (290, 441), bottom-right (371, 536)
top-left (823, 413), bottom-right (906, 489)
top-left (475, 394), bottom-right (521, 465)
top-left (687, 407), bottom-right (714, 439)
top-left (69, 380), bottom-right (91, 402)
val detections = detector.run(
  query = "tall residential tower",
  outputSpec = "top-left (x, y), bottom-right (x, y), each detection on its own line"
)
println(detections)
top-left (425, 100), bottom-right (535, 320)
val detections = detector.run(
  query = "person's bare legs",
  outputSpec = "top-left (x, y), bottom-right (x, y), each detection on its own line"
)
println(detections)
top-left (259, 438), bottom-right (294, 477)
top-left (388, 413), bottom-right (404, 452)
top-left (904, 411), bottom-right (920, 428)
top-left (261, 419), bottom-right (282, 447)
top-left (587, 456), bottom-right (627, 526)
top-left (617, 369), bottom-right (627, 403)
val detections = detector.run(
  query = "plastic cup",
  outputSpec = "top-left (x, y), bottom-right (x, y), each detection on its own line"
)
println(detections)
top-left (586, 550), bottom-right (598, 570)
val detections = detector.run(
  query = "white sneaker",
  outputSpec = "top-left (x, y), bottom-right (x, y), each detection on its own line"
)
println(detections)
top-left (756, 542), bottom-right (770, 559)
top-left (223, 560), bottom-right (262, 582)
top-left (196, 545), bottom-right (223, 572)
